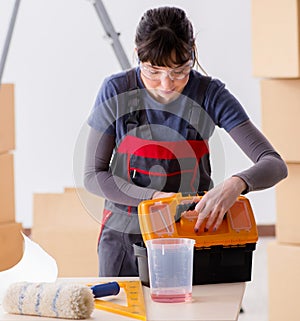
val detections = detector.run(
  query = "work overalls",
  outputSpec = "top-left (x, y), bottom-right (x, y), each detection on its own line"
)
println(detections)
top-left (98, 69), bottom-right (214, 276)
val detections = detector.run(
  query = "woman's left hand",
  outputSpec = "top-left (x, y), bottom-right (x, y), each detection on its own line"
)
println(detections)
top-left (194, 176), bottom-right (247, 232)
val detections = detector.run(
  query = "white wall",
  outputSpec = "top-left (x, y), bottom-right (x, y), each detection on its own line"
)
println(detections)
top-left (0, 0), bottom-right (276, 228)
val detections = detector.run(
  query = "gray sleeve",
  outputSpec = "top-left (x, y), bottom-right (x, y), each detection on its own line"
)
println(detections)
top-left (83, 127), bottom-right (156, 206)
top-left (229, 120), bottom-right (288, 193)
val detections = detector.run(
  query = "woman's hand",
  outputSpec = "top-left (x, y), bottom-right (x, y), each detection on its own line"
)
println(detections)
top-left (194, 176), bottom-right (247, 232)
top-left (152, 191), bottom-right (176, 199)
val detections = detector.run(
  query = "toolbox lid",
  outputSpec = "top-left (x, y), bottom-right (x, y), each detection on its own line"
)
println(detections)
top-left (138, 193), bottom-right (258, 247)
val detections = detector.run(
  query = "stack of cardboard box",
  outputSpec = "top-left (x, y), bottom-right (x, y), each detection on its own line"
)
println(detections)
top-left (252, 1), bottom-right (300, 320)
top-left (0, 84), bottom-right (23, 271)
top-left (31, 187), bottom-right (104, 277)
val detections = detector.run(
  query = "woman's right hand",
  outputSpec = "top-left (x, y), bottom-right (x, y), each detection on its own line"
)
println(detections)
top-left (152, 191), bottom-right (176, 199)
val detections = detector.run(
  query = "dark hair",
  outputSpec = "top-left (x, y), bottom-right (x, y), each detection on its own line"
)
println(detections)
top-left (135, 7), bottom-right (195, 67)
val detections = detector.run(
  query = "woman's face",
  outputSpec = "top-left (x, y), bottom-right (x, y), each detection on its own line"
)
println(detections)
top-left (139, 60), bottom-right (192, 104)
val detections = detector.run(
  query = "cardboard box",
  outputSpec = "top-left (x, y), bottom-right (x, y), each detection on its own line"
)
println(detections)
top-left (0, 153), bottom-right (15, 224)
top-left (268, 241), bottom-right (300, 321)
top-left (31, 188), bottom-right (104, 276)
top-left (252, 0), bottom-right (300, 77)
top-left (32, 187), bottom-right (104, 229)
top-left (275, 163), bottom-right (300, 244)
top-left (0, 222), bottom-right (24, 271)
top-left (0, 84), bottom-right (15, 153)
top-left (32, 229), bottom-right (99, 277)
top-left (261, 79), bottom-right (300, 162)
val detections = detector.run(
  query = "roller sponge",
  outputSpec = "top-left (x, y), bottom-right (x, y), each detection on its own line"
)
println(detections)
top-left (2, 281), bottom-right (94, 319)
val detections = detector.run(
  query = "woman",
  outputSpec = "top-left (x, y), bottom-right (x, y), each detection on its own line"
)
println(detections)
top-left (84, 6), bottom-right (287, 276)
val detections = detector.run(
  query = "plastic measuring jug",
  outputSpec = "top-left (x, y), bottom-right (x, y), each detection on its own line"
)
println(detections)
top-left (145, 238), bottom-right (195, 303)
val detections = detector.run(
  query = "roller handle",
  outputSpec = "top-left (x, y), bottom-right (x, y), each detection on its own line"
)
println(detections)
top-left (90, 282), bottom-right (120, 298)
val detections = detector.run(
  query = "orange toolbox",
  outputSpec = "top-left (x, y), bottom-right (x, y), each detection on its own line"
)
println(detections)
top-left (134, 193), bottom-right (258, 285)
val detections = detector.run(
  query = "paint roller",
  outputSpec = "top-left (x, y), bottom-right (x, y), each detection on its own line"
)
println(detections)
top-left (2, 281), bottom-right (120, 319)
